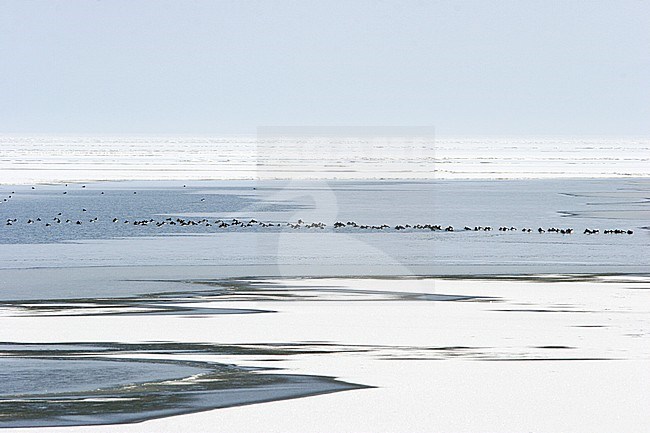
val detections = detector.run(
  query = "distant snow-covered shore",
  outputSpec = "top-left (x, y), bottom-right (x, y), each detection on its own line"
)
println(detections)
top-left (1, 136), bottom-right (648, 184)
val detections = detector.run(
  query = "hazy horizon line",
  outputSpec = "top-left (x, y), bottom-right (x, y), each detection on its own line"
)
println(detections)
top-left (1, 132), bottom-right (649, 140)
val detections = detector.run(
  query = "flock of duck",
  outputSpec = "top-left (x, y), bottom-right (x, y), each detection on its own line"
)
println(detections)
top-left (0, 187), bottom-right (636, 236)
top-left (0, 214), bottom-right (634, 235)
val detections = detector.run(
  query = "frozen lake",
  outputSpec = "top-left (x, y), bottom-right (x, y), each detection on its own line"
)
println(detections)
top-left (0, 139), bottom-right (649, 431)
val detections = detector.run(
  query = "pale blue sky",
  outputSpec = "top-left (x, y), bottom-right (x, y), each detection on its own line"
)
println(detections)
top-left (1, 0), bottom-right (649, 136)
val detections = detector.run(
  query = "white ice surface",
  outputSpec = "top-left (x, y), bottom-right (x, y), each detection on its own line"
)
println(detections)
top-left (1, 277), bottom-right (649, 432)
